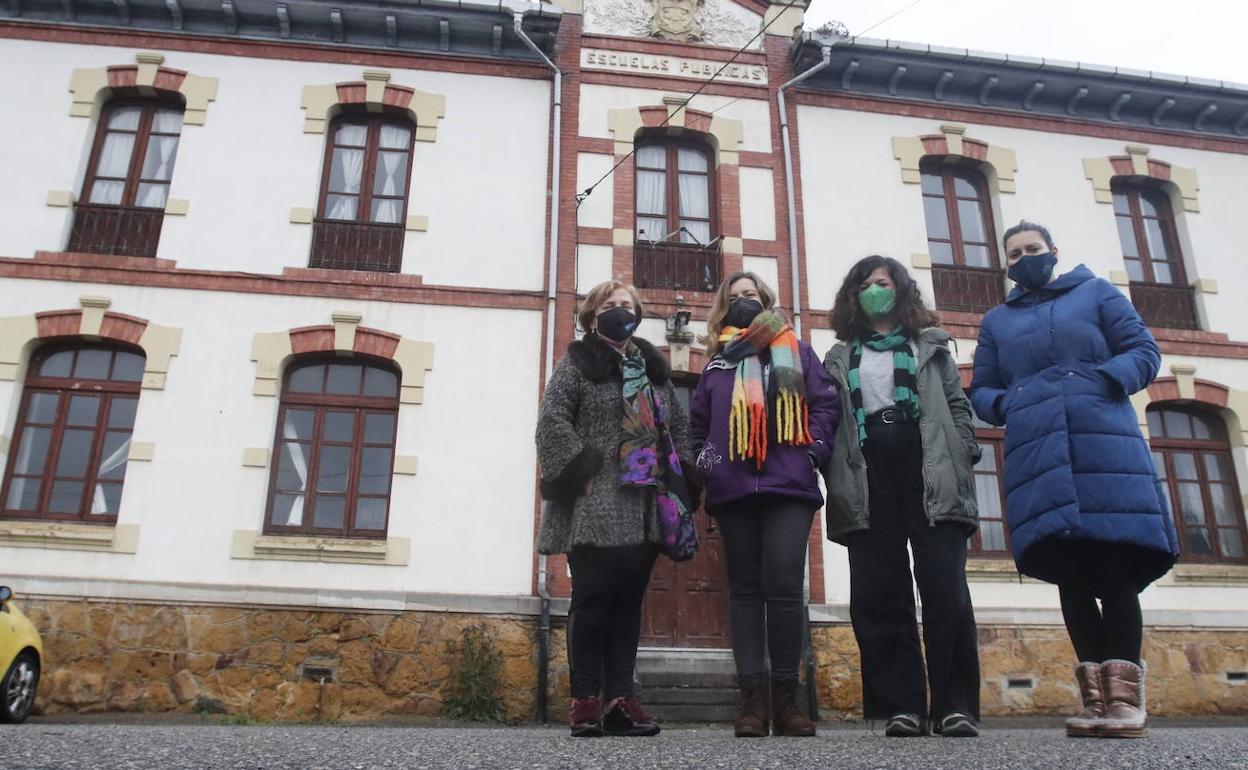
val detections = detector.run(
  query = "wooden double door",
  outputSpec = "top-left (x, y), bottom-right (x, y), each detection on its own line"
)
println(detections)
top-left (639, 503), bottom-right (731, 648)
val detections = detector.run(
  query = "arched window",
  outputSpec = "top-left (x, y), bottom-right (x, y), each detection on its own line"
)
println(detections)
top-left (633, 136), bottom-right (720, 292)
top-left (1, 344), bottom-right (145, 521)
top-left (265, 358), bottom-right (400, 538)
top-left (1111, 181), bottom-right (1199, 329)
top-left (1148, 405), bottom-right (1246, 562)
top-left (69, 99), bottom-right (185, 258)
top-left (310, 113), bottom-right (416, 273)
top-left (920, 159), bottom-right (1004, 314)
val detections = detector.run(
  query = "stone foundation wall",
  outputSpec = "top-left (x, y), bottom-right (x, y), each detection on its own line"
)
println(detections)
top-left (22, 599), bottom-right (542, 722)
top-left (18, 598), bottom-right (1248, 721)
top-left (812, 624), bottom-right (1248, 718)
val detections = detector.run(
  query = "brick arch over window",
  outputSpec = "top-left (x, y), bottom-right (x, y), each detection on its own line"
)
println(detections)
top-left (1130, 371), bottom-right (1248, 449)
top-left (0, 299), bottom-right (183, 390)
top-left (892, 124), bottom-right (1018, 193)
top-left (69, 53), bottom-right (219, 126)
top-left (300, 70), bottom-right (445, 140)
top-left (608, 104), bottom-right (745, 294)
top-left (250, 314), bottom-right (434, 405)
top-left (1082, 145), bottom-right (1199, 213)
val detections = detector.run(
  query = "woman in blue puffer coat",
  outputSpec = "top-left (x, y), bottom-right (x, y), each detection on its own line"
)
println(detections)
top-left (971, 221), bottom-right (1179, 740)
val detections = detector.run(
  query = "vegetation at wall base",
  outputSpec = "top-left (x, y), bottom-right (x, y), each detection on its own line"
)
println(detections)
top-left (443, 625), bottom-right (507, 723)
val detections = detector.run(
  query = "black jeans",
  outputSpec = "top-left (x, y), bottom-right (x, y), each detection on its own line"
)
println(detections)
top-left (566, 544), bottom-right (658, 700)
top-left (714, 494), bottom-right (815, 679)
top-left (849, 421), bottom-right (980, 721)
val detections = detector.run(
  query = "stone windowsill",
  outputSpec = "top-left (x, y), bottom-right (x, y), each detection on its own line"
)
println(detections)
top-left (1171, 563), bottom-right (1248, 586)
top-left (965, 557), bottom-right (1041, 583)
top-left (0, 520), bottom-right (139, 553)
top-left (230, 530), bottom-right (410, 566)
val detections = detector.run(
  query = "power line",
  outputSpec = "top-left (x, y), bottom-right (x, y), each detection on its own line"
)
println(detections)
top-left (576, 0), bottom-right (808, 202)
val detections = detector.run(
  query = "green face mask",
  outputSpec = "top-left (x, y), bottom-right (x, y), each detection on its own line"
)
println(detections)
top-left (858, 284), bottom-right (897, 318)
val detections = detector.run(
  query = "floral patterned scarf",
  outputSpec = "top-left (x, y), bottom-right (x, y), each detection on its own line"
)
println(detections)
top-left (618, 344), bottom-right (698, 561)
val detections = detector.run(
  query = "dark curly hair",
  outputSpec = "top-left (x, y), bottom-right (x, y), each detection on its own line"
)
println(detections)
top-left (829, 255), bottom-right (940, 341)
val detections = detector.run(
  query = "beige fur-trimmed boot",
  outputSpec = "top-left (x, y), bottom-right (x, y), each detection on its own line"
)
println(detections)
top-left (1098, 659), bottom-right (1147, 738)
top-left (1065, 662), bottom-right (1106, 738)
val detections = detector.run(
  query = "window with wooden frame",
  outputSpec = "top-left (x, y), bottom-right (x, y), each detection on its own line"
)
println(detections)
top-left (265, 358), bottom-right (400, 538)
top-left (920, 159), bottom-right (1004, 314)
top-left (1, 345), bottom-right (145, 522)
top-left (633, 136), bottom-right (720, 292)
top-left (1111, 181), bottom-right (1199, 329)
top-left (968, 419), bottom-right (1010, 557)
top-left (68, 99), bottom-right (185, 258)
top-left (1148, 405), bottom-right (1247, 563)
top-left (309, 113), bottom-right (416, 273)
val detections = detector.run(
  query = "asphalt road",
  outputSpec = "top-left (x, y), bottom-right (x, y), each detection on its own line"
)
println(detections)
top-left (2, 721), bottom-right (1246, 769)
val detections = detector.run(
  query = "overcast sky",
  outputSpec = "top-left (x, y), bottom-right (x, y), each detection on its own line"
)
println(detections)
top-left (803, 0), bottom-right (1248, 86)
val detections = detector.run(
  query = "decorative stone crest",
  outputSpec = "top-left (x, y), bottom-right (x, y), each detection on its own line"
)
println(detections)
top-left (651, 0), bottom-right (702, 41)
top-left (584, 0), bottom-right (761, 50)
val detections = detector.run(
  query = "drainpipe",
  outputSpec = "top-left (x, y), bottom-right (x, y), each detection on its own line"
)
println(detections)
top-left (777, 41), bottom-right (832, 338)
top-left (778, 37), bottom-right (833, 721)
top-left (514, 12), bottom-right (561, 725)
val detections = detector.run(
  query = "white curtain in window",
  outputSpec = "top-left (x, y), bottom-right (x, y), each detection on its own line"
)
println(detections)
top-left (373, 150), bottom-right (407, 197)
top-left (678, 173), bottom-right (709, 219)
top-left (90, 437), bottom-right (130, 514)
top-left (371, 200), bottom-right (402, 224)
top-left (281, 423), bottom-right (309, 526)
top-left (379, 124), bottom-right (410, 150)
top-left (636, 170), bottom-right (666, 217)
top-left (136, 183), bottom-right (170, 209)
top-left (89, 133), bottom-right (135, 204)
top-left (330, 148), bottom-right (364, 194)
top-left (141, 135), bottom-right (180, 183)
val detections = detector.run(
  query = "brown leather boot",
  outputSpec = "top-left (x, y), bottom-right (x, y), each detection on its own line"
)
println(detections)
top-left (569, 696), bottom-right (603, 737)
top-left (770, 677), bottom-right (816, 737)
top-left (733, 674), bottom-right (769, 737)
top-left (1065, 662), bottom-right (1106, 738)
top-left (1098, 660), bottom-right (1147, 738)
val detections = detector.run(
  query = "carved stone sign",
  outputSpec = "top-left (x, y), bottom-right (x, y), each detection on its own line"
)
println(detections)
top-left (581, 48), bottom-right (768, 85)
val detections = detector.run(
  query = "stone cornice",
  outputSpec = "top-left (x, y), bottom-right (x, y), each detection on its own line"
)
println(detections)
top-left (0, 0), bottom-right (561, 63)
top-left (791, 33), bottom-right (1248, 143)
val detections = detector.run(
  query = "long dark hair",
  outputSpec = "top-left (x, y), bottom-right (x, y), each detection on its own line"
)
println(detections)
top-left (829, 255), bottom-right (939, 341)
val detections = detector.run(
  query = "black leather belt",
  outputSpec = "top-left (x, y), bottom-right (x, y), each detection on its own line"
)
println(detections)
top-left (865, 407), bottom-right (914, 426)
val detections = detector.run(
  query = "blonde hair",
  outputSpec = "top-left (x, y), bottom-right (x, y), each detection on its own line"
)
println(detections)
top-left (577, 280), bottom-right (644, 333)
top-left (704, 271), bottom-right (778, 357)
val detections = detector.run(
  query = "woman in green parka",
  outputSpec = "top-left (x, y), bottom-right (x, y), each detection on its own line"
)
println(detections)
top-left (821, 255), bottom-right (982, 738)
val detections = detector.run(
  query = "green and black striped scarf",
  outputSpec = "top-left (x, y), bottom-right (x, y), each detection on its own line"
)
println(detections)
top-left (847, 328), bottom-right (919, 445)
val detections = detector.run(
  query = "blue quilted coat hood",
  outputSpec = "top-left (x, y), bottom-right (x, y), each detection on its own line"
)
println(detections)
top-left (970, 264), bottom-right (1179, 586)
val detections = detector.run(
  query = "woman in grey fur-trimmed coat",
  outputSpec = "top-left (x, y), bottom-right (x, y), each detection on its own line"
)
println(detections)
top-left (536, 280), bottom-right (700, 739)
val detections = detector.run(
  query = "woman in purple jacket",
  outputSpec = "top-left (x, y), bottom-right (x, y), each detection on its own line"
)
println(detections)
top-left (689, 272), bottom-right (841, 738)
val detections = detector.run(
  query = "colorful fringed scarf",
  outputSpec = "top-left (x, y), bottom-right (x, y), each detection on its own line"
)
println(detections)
top-left (717, 309), bottom-right (811, 469)
top-left (847, 327), bottom-right (919, 445)
top-left (618, 345), bottom-right (698, 561)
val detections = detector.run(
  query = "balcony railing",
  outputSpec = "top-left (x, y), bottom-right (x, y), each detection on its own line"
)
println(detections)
top-left (67, 203), bottom-right (164, 258)
top-left (931, 264), bottom-right (1006, 314)
top-left (1129, 281), bottom-right (1200, 330)
top-left (633, 241), bottom-right (721, 293)
top-left (309, 219), bottom-right (405, 273)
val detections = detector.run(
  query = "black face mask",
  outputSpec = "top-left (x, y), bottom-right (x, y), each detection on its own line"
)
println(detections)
top-left (595, 307), bottom-right (638, 342)
top-left (724, 298), bottom-right (764, 329)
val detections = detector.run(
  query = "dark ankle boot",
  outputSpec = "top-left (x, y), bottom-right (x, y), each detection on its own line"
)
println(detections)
top-left (770, 677), bottom-right (816, 737)
top-left (733, 674), bottom-right (769, 737)
top-left (569, 696), bottom-right (602, 737)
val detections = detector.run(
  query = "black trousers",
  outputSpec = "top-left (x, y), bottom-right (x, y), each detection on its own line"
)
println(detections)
top-left (566, 544), bottom-right (657, 700)
top-left (715, 494), bottom-right (815, 679)
top-left (849, 421), bottom-right (980, 721)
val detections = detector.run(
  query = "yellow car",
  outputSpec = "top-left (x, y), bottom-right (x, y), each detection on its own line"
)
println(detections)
top-left (0, 585), bottom-right (42, 723)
